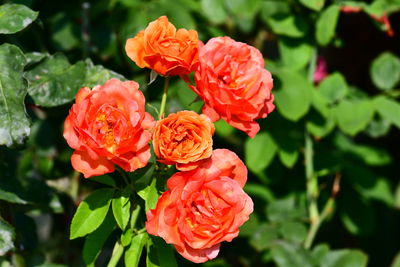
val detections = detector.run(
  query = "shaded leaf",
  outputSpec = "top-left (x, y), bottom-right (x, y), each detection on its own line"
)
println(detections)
top-left (83, 213), bottom-right (116, 265)
top-left (25, 53), bottom-right (86, 107)
top-left (319, 72), bottom-right (348, 104)
top-left (334, 99), bottom-right (374, 136)
top-left (245, 132), bottom-right (278, 173)
top-left (370, 52), bottom-right (400, 90)
top-left (267, 15), bottom-right (308, 37)
top-left (373, 95), bottom-right (400, 129)
top-left (0, 188), bottom-right (27, 204)
top-left (279, 222), bottom-right (308, 244)
top-left (316, 5), bottom-right (340, 46)
top-left (152, 236), bottom-right (178, 267)
top-left (0, 4), bottom-right (38, 34)
top-left (321, 249), bottom-right (368, 267)
top-left (0, 43), bottom-right (30, 147)
top-left (249, 223), bottom-right (279, 251)
top-left (299, 0), bottom-right (325, 11)
top-left (201, 0), bottom-right (227, 24)
top-left (278, 37), bottom-right (313, 71)
top-left (275, 70), bottom-right (313, 121)
top-left (271, 241), bottom-right (313, 267)
top-left (83, 59), bottom-right (126, 88)
top-left (0, 218), bottom-right (15, 256)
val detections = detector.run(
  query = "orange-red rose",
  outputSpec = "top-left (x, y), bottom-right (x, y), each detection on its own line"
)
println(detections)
top-left (152, 110), bottom-right (214, 171)
top-left (63, 79), bottom-right (154, 178)
top-left (125, 16), bottom-right (199, 76)
top-left (190, 36), bottom-right (275, 138)
top-left (146, 149), bottom-right (253, 263)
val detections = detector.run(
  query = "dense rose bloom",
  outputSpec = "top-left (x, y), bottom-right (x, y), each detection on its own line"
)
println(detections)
top-left (153, 110), bottom-right (215, 171)
top-left (146, 149), bottom-right (253, 263)
top-left (63, 79), bottom-right (154, 178)
top-left (125, 16), bottom-right (199, 76)
top-left (191, 36), bottom-right (274, 138)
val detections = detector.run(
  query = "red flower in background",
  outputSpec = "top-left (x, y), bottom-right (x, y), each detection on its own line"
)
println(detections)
top-left (146, 149), bottom-right (253, 263)
top-left (190, 36), bottom-right (274, 138)
top-left (125, 16), bottom-right (200, 76)
top-left (314, 56), bottom-right (328, 84)
top-left (63, 79), bottom-right (154, 178)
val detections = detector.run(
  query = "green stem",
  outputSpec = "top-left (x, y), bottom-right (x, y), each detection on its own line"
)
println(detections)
top-left (304, 197), bottom-right (335, 250)
top-left (159, 76), bottom-right (170, 120)
top-left (304, 131), bottom-right (320, 250)
top-left (107, 240), bottom-right (124, 267)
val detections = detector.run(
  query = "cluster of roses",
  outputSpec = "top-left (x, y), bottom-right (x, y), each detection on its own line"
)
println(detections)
top-left (63, 16), bottom-right (274, 263)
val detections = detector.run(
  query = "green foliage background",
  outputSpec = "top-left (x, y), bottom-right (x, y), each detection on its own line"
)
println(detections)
top-left (0, 0), bottom-right (400, 266)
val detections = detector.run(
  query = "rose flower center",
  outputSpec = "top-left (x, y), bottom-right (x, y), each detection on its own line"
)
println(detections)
top-left (94, 105), bottom-right (129, 153)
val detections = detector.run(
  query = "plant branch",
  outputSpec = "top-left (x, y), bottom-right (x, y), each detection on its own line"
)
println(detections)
top-left (107, 240), bottom-right (124, 267)
top-left (159, 76), bottom-right (170, 119)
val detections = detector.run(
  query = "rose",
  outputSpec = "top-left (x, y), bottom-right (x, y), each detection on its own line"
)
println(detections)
top-left (63, 79), bottom-right (154, 178)
top-left (152, 110), bottom-right (215, 171)
top-left (146, 149), bottom-right (253, 263)
top-left (125, 16), bottom-right (199, 76)
top-left (190, 36), bottom-right (275, 138)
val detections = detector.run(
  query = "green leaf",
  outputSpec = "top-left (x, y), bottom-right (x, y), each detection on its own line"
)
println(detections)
top-left (112, 189), bottom-right (131, 230)
top-left (275, 70), bottom-right (313, 121)
top-left (279, 149), bottom-right (299, 168)
top-left (245, 132), bottom-right (278, 173)
top-left (279, 222), bottom-right (308, 244)
top-left (152, 236), bottom-right (178, 267)
top-left (83, 59), bottom-right (126, 88)
top-left (299, 0), bottom-right (325, 11)
top-left (0, 4), bottom-right (38, 34)
top-left (25, 53), bottom-right (86, 107)
top-left (0, 218), bottom-right (15, 256)
top-left (83, 213), bottom-right (116, 265)
top-left (0, 188), bottom-right (27, 204)
top-left (244, 183), bottom-right (275, 203)
top-left (260, 1), bottom-right (290, 20)
top-left (249, 223), bottom-right (279, 251)
top-left (224, 0), bottom-right (261, 17)
top-left (138, 177), bottom-right (159, 212)
top-left (307, 89), bottom-right (336, 138)
top-left (319, 72), bottom-right (348, 104)
top-left (335, 133), bottom-right (391, 166)
top-left (370, 52), bottom-right (400, 90)
top-left (316, 5), bottom-right (340, 46)
top-left (49, 13), bottom-right (79, 51)
top-left (278, 37), bottom-right (313, 71)
top-left (321, 249), bottom-right (368, 267)
top-left (201, 0), bottom-right (227, 24)
top-left (214, 119), bottom-right (235, 137)
top-left (334, 99), bottom-right (374, 136)
top-left (271, 241), bottom-right (313, 267)
top-left (0, 43), bottom-right (30, 147)
top-left (267, 196), bottom-right (307, 223)
top-left (340, 193), bottom-right (375, 236)
top-left (121, 228), bottom-right (133, 247)
top-left (267, 15), bottom-right (308, 37)
top-left (373, 95), bottom-right (400, 129)
top-left (70, 188), bottom-right (114, 239)
top-left (125, 233), bottom-right (148, 267)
